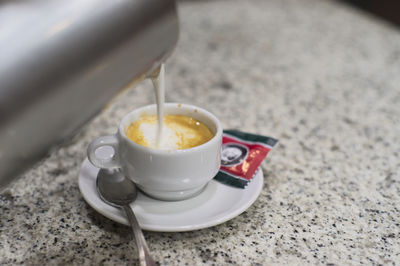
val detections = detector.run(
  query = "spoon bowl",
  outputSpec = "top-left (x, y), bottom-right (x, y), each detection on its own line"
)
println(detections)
top-left (96, 169), bottom-right (138, 207)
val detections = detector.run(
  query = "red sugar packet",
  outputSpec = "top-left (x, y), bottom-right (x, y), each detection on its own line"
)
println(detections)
top-left (214, 129), bottom-right (278, 188)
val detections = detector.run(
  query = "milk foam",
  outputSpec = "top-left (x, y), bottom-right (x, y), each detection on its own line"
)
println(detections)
top-left (139, 122), bottom-right (180, 149)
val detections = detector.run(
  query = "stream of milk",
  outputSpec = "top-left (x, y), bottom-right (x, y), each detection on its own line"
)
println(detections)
top-left (150, 64), bottom-right (165, 148)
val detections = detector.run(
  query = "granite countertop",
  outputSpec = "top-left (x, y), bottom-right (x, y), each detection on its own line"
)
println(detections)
top-left (1, 0), bottom-right (400, 265)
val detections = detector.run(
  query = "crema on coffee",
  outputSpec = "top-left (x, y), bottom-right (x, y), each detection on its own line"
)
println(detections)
top-left (126, 115), bottom-right (214, 150)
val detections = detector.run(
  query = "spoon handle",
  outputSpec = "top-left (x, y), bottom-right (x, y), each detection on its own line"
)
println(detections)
top-left (123, 205), bottom-right (156, 266)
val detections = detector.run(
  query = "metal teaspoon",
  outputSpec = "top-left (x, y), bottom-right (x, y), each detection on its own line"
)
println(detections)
top-left (96, 168), bottom-right (156, 266)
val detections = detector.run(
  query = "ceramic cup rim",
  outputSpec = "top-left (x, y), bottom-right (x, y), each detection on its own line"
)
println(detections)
top-left (118, 103), bottom-right (222, 155)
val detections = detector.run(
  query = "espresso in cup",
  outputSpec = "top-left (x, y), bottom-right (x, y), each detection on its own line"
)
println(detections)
top-left (126, 114), bottom-right (214, 150)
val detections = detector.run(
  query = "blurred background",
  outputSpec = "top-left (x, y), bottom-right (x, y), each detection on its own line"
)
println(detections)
top-left (341, 0), bottom-right (400, 26)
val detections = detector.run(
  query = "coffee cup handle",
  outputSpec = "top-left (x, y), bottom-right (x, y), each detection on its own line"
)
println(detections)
top-left (87, 135), bottom-right (121, 169)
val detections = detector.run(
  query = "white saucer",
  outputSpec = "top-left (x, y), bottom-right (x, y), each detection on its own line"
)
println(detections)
top-left (78, 158), bottom-right (263, 232)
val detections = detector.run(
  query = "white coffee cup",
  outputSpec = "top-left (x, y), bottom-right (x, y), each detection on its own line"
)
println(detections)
top-left (87, 103), bottom-right (222, 201)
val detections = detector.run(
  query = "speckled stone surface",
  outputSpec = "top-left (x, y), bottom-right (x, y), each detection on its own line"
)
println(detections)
top-left (1, 0), bottom-right (400, 265)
